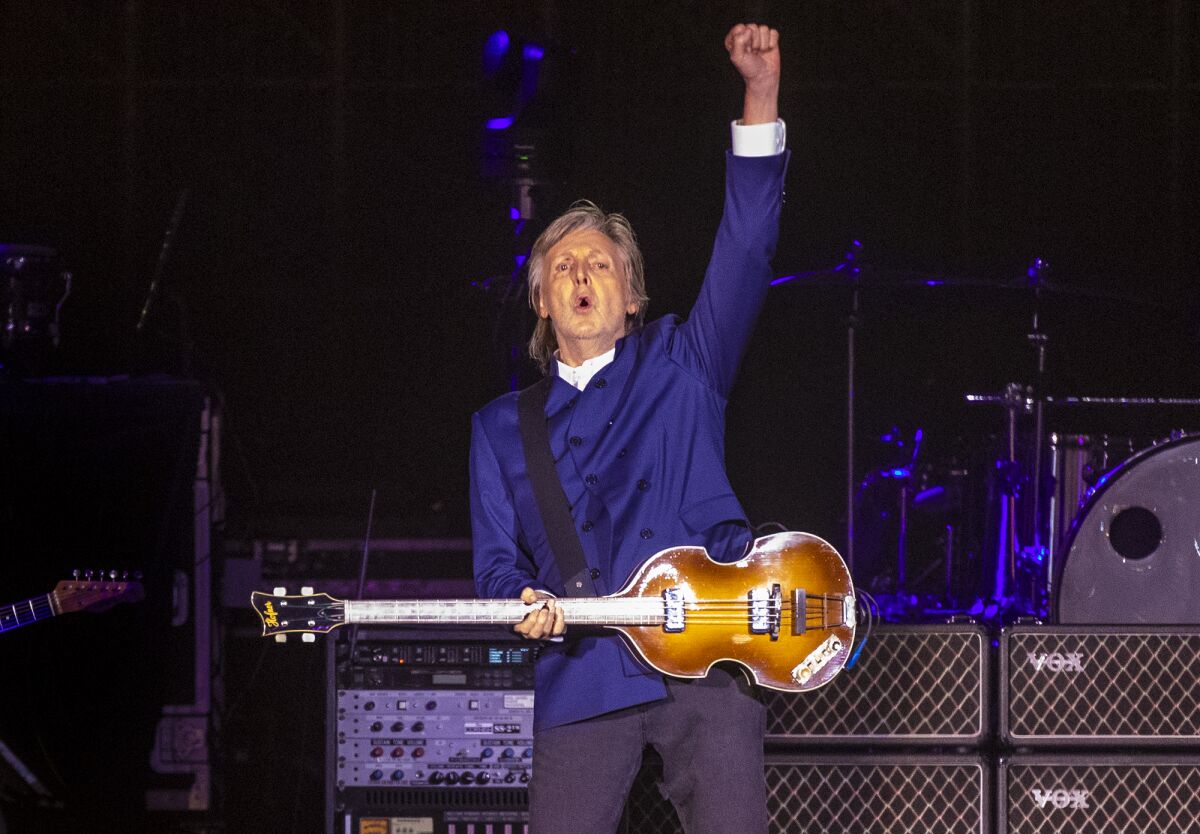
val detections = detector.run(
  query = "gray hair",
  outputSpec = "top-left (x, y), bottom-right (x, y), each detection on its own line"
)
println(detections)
top-left (526, 200), bottom-right (649, 373)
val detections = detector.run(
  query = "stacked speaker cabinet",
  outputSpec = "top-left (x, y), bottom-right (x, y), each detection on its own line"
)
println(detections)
top-left (998, 625), bottom-right (1200, 832)
top-left (622, 751), bottom-right (991, 834)
top-left (763, 623), bottom-right (990, 747)
top-left (620, 623), bottom-right (993, 833)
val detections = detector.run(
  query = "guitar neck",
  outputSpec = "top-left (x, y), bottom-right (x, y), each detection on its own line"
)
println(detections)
top-left (344, 597), bottom-right (662, 627)
top-left (0, 594), bottom-right (57, 633)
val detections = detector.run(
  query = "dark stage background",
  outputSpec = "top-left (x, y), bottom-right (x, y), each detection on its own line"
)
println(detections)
top-left (3, 1), bottom-right (1197, 544)
top-left (0, 1), bottom-right (1198, 830)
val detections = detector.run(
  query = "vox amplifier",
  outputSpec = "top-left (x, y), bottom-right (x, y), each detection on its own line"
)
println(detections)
top-left (764, 624), bottom-right (990, 746)
top-left (621, 752), bottom-right (991, 833)
top-left (1001, 625), bottom-right (1200, 747)
top-left (998, 754), bottom-right (1200, 833)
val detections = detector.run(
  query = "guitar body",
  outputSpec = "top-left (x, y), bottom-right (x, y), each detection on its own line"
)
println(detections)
top-left (605, 532), bottom-right (855, 692)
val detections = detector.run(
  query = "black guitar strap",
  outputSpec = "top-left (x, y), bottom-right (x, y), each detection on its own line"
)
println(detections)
top-left (517, 377), bottom-right (599, 598)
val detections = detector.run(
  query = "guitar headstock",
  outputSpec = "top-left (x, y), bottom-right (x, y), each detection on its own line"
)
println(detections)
top-left (53, 570), bottom-right (145, 614)
top-left (251, 588), bottom-right (346, 642)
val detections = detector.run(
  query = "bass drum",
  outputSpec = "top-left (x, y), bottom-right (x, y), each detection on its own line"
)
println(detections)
top-left (1056, 433), bottom-right (1200, 623)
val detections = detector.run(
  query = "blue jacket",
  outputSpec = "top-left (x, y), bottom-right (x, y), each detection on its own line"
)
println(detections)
top-left (470, 150), bottom-right (789, 730)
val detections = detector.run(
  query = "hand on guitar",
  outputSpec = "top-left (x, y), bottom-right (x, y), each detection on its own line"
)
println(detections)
top-left (514, 587), bottom-right (565, 640)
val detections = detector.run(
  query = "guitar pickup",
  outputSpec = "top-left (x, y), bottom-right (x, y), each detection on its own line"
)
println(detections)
top-left (748, 588), bottom-right (770, 634)
top-left (748, 585), bottom-right (782, 640)
top-left (662, 588), bottom-right (686, 633)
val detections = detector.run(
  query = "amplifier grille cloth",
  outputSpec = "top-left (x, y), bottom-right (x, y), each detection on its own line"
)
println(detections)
top-left (1007, 632), bottom-right (1200, 739)
top-left (623, 753), bottom-right (986, 834)
top-left (1004, 762), bottom-right (1200, 833)
top-left (765, 628), bottom-right (984, 740)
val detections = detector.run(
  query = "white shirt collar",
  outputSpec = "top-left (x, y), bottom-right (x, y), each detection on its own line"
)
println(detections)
top-left (556, 347), bottom-right (615, 391)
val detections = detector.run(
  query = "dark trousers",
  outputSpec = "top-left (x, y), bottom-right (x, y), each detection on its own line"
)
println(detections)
top-left (529, 666), bottom-right (768, 834)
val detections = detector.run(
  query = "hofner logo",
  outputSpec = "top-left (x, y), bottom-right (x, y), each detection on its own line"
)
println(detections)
top-left (263, 601), bottom-right (280, 628)
top-left (1028, 651), bottom-right (1085, 672)
top-left (1031, 788), bottom-right (1091, 810)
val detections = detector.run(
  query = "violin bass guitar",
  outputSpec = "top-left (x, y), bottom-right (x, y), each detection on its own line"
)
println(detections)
top-left (251, 532), bottom-right (856, 692)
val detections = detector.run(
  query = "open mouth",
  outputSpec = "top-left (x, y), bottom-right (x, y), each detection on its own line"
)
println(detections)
top-left (574, 295), bottom-right (591, 310)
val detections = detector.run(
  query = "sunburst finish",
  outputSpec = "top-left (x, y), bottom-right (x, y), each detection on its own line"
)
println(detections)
top-left (608, 532), bottom-right (855, 691)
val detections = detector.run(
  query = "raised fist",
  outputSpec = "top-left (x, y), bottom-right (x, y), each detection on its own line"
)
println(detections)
top-left (725, 23), bottom-right (780, 92)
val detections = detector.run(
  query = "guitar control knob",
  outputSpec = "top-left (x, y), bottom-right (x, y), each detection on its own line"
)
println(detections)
top-left (370, 747), bottom-right (384, 758)
top-left (445, 772), bottom-right (461, 785)
top-left (369, 769), bottom-right (383, 782)
top-left (391, 721), bottom-right (405, 732)
top-left (519, 772), bottom-right (531, 784)
top-left (476, 771), bottom-right (491, 785)
top-left (391, 747), bottom-right (405, 758)
top-left (428, 772), bottom-right (445, 785)
top-left (411, 747), bottom-right (425, 759)
top-left (391, 770), bottom-right (404, 782)
top-left (412, 722), bottom-right (425, 733)
top-left (425, 700), bottom-right (438, 711)
top-left (370, 721), bottom-right (383, 733)
top-left (460, 772), bottom-right (476, 785)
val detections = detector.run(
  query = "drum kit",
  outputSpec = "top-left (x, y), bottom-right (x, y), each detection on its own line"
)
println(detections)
top-left (777, 249), bottom-right (1200, 626)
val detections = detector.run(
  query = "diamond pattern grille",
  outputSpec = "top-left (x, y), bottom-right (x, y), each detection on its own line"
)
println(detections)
top-left (1006, 631), bottom-right (1200, 741)
top-left (1004, 761), bottom-right (1200, 833)
top-left (622, 754), bottom-right (987, 834)
top-left (765, 627), bottom-right (985, 742)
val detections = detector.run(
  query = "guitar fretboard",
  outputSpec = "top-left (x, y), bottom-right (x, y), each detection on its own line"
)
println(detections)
top-left (344, 598), bottom-right (665, 626)
top-left (0, 594), bottom-right (55, 633)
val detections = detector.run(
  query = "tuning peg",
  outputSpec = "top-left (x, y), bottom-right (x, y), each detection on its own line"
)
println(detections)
top-left (300, 586), bottom-right (314, 595)
top-left (73, 569), bottom-right (81, 580)
top-left (273, 586), bottom-right (288, 596)
top-left (133, 571), bottom-right (143, 581)
top-left (274, 634), bottom-right (287, 643)
top-left (108, 569), bottom-right (118, 580)
top-left (301, 634), bottom-right (316, 643)
top-left (85, 569), bottom-right (94, 581)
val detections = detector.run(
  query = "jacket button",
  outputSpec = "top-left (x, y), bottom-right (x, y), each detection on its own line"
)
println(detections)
top-left (595, 378), bottom-right (607, 389)
top-left (589, 568), bottom-right (601, 579)
top-left (640, 528), bottom-right (654, 540)
top-left (585, 474), bottom-right (598, 486)
top-left (636, 479), bottom-right (649, 491)
top-left (570, 436), bottom-right (583, 447)
top-left (582, 521), bottom-right (594, 532)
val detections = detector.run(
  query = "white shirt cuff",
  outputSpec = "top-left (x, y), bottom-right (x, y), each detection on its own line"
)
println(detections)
top-left (731, 118), bottom-right (786, 157)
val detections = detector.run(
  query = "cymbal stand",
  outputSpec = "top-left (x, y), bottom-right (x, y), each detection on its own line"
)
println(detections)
top-left (994, 382), bottom-right (1029, 603)
top-left (1025, 257), bottom-right (1051, 613)
top-left (844, 241), bottom-right (863, 579)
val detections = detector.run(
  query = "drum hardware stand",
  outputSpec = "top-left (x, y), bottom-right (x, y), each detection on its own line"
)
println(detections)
top-left (994, 382), bottom-right (1032, 605)
top-left (1023, 257), bottom-right (1052, 616)
top-left (842, 240), bottom-right (863, 580)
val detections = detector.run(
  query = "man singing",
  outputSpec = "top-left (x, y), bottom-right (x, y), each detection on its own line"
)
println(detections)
top-left (470, 23), bottom-right (786, 833)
